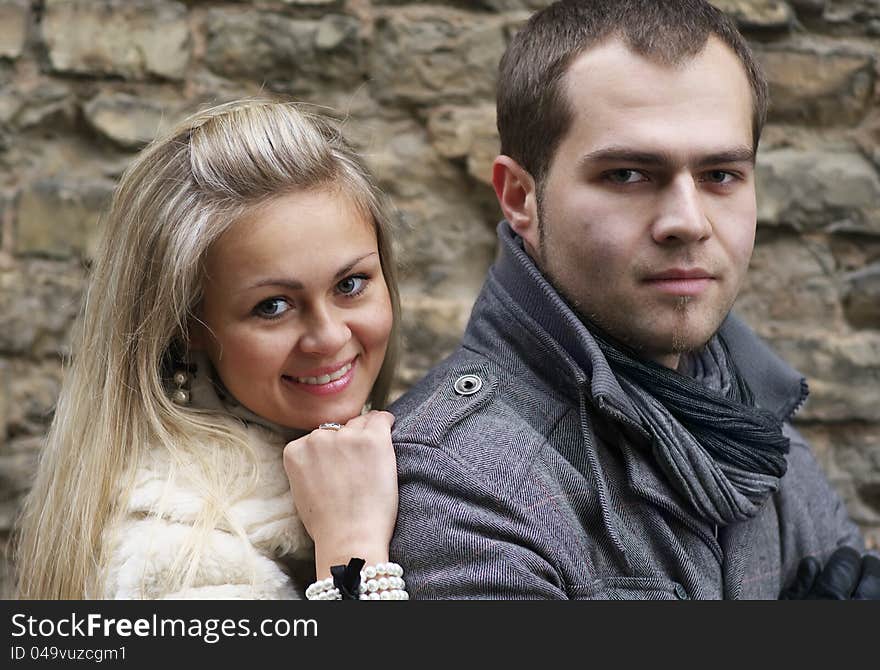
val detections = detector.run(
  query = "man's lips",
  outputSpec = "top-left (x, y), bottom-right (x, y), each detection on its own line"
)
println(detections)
top-left (642, 268), bottom-right (715, 296)
top-left (645, 268), bottom-right (714, 280)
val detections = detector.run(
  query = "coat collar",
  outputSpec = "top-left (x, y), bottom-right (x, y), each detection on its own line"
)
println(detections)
top-left (482, 220), bottom-right (807, 422)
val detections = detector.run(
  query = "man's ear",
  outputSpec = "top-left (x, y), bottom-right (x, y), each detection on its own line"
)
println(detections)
top-left (492, 155), bottom-right (540, 253)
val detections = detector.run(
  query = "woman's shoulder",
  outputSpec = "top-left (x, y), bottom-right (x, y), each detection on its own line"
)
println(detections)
top-left (99, 418), bottom-right (311, 599)
top-left (100, 516), bottom-right (302, 599)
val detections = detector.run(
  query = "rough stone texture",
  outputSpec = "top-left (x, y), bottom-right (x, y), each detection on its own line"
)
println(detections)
top-left (0, 1), bottom-right (28, 60)
top-left (4, 82), bottom-right (76, 131)
top-left (843, 263), bottom-right (880, 329)
top-left (0, 261), bottom-right (85, 357)
top-left (0, 436), bottom-right (40, 533)
top-left (370, 8), bottom-right (506, 105)
top-left (767, 331), bottom-right (880, 422)
top-left (756, 149), bottom-right (880, 234)
top-left (204, 10), bottom-right (363, 92)
top-left (757, 49), bottom-right (875, 126)
top-left (789, 0), bottom-right (826, 17)
top-left (426, 104), bottom-right (498, 186)
top-left (736, 231), bottom-right (844, 330)
top-left (0, 0), bottom-right (879, 597)
top-left (4, 358), bottom-right (63, 439)
top-left (83, 92), bottom-right (173, 149)
top-left (15, 178), bottom-right (113, 258)
top-left (358, 116), bottom-right (497, 297)
top-left (824, 1), bottom-right (880, 33)
top-left (711, 0), bottom-right (796, 30)
top-left (797, 422), bottom-right (880, 550)
top-left (396, 294), bottom-right (473, 392)
top-left (42, 0), bottom-right (190, 80)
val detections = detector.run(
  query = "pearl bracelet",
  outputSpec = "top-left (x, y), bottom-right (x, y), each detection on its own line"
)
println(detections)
top-left (305, 561), bottom-right (408, 601)
top-left (305, 577), bottom-right (341, 600)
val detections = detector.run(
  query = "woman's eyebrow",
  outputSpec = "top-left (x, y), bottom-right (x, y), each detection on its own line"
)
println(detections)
top-left (245, 252), bottom-right (378, 291)
top-left (333, 252), bottom-right (377, 280)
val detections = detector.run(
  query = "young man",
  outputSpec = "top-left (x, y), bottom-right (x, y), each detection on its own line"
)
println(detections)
top-left (389, 0), bottom-right (878, 599)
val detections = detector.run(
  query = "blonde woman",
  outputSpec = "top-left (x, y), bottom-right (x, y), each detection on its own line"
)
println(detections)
top-left (15, 100), bottom-right (404, 600)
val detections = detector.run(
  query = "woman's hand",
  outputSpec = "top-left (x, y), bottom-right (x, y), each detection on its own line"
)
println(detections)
top-left (283, 410), bottom-right (398, 579)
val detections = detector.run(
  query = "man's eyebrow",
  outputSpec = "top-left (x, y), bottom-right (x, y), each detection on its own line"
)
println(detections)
top-left (245, 252), bottom-right (378, 291)
top-left (693, 147), bottom-right (755, 168)
top-left (579, 146), bottom-right (755, 168)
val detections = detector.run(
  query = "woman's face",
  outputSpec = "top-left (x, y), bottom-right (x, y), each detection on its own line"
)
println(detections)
top-left (192, 188), bottom-right (393, 430)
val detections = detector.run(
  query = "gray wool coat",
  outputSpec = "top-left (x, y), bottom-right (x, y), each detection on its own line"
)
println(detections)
top-left (389, 222), bottom-right (864, 600)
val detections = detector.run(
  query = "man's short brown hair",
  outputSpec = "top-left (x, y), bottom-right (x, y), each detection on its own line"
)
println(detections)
top-left (497, 0), bottom-right (769, 185)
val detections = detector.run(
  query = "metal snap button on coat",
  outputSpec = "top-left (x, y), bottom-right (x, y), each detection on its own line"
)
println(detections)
top-left (453, 374), bottom-right (482, 396)
top-left (674, 583), bottom-right (689, 600)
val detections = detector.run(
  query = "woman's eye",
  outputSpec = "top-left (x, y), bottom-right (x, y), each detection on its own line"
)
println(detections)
top-left (337, 275), bottom-right (367, 297)
top-left (605, 169), bottom-right (645, 184)
top-left (254, 298), bottom-right (291, 319)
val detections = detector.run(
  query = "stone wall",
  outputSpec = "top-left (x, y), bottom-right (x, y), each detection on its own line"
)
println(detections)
top-left (0, 0), bottom-right (878, 598)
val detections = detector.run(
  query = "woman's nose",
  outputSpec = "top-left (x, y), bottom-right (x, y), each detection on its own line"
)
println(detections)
top-left (297, 306), bottom-right (351, 356)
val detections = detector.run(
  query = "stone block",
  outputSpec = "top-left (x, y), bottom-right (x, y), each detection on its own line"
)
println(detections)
top-left (0, 261), bottom-right (86, 357)
top-left (376, 0), bottom-right (551, 9)
top-left (358, 118), bottom-right (497, 296)
top-left (5, 81), bottom-right (76, 131)
top-left (736, 232), bottom-right (843, 328)
top-left (0, 359), bottom-right (8, 440)
top-left (756, 149), bottom-right (880, 234)
top-left (15, 178), bottom-right (113, 259)
top-left (765, 331), bottom-right (880, 422)
top-left (426, 104), bottom-right (498, 186)
top-left (396, 294), bottom-right (474, 392)
top-left (757, 49), bottom-right (874, 125)
top-left (204, 10), bottom-right (362, 91)
top-left (789, 0), bottom-right (825, 16)
top-left (83, 92), bottom-right (171, 149)
top-left (5, 358), bottom-right (62, 438)
top-left (0, 1), bottom-right (28, 60)
top-left (0, 436), bottom-right (41, 532)
top-left (843, 263), bottom-right (880, 329)
top-left (824, 1), bottom-right (880, 26)
top-left (711, 0), bottom-right (795, 30)
top-left (795, 422), bottom-right (880, 531)
top-left (370, 8), bottom-right (506, 105)
top-left (42, 0), bottom-right (190, 80)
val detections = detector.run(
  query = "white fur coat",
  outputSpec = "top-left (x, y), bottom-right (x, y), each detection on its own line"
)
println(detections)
top-left (101, 362), bottom-right (313, 599)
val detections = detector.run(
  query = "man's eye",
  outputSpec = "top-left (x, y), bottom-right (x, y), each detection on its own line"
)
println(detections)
top-left (705, 170), bottom-right (735, 184)
top-left (337, 275), bottom-right (367, 297)
top-left (254, 298), bottom-right (291, 319)
top-left (605, 169), bottom-right (645, 184)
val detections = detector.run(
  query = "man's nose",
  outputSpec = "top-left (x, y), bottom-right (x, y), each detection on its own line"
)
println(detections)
top-left (298, 305), bottom-right (351, 355)
top-left (650, 175), bottom-right (711, 245)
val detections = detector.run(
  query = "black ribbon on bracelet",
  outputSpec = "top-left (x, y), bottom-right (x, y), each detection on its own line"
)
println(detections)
top-left (331, 557), bottom-right (365, 600)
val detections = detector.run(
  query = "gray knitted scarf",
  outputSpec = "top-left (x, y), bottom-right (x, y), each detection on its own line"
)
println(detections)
top-left (590, 327), bottom-right (790, 526)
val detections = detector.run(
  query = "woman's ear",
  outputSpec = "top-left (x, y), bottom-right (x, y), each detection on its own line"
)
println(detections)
top-left (492, 155), bottom-right (541, 254)
top-left (187, 316), bottom-right (209, 352)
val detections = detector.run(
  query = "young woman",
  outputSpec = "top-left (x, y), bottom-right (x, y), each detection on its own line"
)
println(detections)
top-left (15, 99), bottom-right (404, 600)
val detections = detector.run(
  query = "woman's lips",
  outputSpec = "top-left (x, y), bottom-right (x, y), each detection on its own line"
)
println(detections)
top-left (282, 358), bottom-right (357, 396)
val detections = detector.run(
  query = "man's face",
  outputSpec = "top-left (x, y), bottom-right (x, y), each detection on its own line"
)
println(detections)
top-left (529, 37), bottom-right (757, 368)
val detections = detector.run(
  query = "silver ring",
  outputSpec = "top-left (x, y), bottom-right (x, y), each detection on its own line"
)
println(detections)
top-left (318, 422), bottom-right (343, 431)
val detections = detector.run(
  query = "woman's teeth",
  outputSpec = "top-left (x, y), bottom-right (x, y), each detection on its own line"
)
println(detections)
top-left (295, 362), bottom-right (353, 385)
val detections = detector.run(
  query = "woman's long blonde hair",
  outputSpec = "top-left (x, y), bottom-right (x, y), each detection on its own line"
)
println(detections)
top-left (15, 99), bottom-right (401, 599)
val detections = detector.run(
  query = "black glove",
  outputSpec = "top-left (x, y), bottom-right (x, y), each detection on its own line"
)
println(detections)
top-left (780, 546), bottom-right (880, 599)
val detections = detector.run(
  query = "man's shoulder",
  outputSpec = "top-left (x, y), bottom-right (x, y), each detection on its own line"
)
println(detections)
top-left (389, 343), bottom-right (575, 468)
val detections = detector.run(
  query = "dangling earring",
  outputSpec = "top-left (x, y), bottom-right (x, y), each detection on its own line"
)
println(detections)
top-left (171, 368), bottom-right (191, 405)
